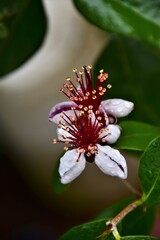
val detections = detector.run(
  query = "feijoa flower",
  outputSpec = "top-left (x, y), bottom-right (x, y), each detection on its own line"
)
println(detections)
top-left (49, 66), bottom-right (134, 184)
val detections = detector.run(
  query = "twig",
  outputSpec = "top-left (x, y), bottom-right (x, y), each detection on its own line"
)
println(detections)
top-left (98, 198), bottom-right (142, 238)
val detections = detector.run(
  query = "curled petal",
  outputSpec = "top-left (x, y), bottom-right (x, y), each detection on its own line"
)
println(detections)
top-left (95, 144), bottom-right (127, 179)
top-left (100, 124), bottom-right (121, 144)
top-left (101, 99), bottom-right (134, 118)
top-left (57, 127), bottom-right (74, 142)
top-left (59, 149), bottom-right (86, 184)
top-left (49, 101), bottom-right (78, 124)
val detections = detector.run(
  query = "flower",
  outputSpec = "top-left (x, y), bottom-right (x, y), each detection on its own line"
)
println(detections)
top-left (49, 66), bottom-right (134, 184)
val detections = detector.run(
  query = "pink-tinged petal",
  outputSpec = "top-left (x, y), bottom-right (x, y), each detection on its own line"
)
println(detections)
top-left (100, 124), bottom-right (121, 144)
top-left (95, 144), bottom-right (127, 179)
top-left (101, 99), bottom-right (134, 118)
top-left (57, 127), bottom-right (73, 142)
top-left (59, 149), bottom-right (86, 184)
top-left (49, 101), bottom-right (78, 124)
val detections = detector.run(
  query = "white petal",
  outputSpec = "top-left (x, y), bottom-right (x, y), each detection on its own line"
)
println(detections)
top-left (59, 149), bottom-right (86, 184)
top-left (101, 99), bottom-right (134, 118)
top-left (100, 124), bottom-right (121, 144)
top-left (49, 101), bottom-right (78, 124)
top-left (95, 144), bottom-right (127, 179)
top-left (57, 127), bottom-right (73, 142)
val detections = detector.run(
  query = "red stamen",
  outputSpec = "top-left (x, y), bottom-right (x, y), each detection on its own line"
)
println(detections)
top-left (55, 66), bottom-right (111, 156)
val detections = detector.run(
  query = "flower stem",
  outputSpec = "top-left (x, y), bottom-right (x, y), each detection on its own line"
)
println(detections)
top-left (121, 179), bottom-right (141, 197)
top-left (98, 198), bottom-right (142, 238)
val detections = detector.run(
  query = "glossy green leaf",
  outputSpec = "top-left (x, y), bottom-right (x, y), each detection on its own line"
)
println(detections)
top-left (59, 218), bottom-right (115, 240)
top-left (94, 37), bottom-right (160, 126)
top-left (60, 198), bottom-right (156, 240)
top-left (115, 121), bottom-right (160, 151)
top-left (73, 0), bottom-right (160, 48)
top-left (0, 0), bottom-right (47, 77)
top-left (121, 237), bottom-right (159, 240)
top-left (139, 137), bottom-right (160, 205)
top-left (97, 197), bottom-right (156, 236)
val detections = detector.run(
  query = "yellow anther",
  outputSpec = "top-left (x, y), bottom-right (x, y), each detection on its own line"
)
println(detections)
top-left (52, 139), bottom-right (57, 144)
top-left (84, 96), bottom-right (88, 100)
top-left (99, 86), bottom-right (103, 91)
top-left (107, 84), bottom-right (112, 89)
top-left (97, 116), bottom-right (102, 121)
top-left (102, 138), bottom-right (106, 142)
top-left (105, 116), bottom-right (109, 121)
top-left (92, 96), bottom-right (97, 100)
top-left (64, 146), bottom-right (69, 151)
top-left (88, 105), bottom-right (93, 109)
top-left (79, 105), bottom-right (83, 109)
top-left (95, 110), bottom-right (100, 115)
top-left (86, 92), bottom-right (90, 96)
top-left (62, 135), bottom-right (67, 139)
top-left (80, 110), bottom-right (84, 115)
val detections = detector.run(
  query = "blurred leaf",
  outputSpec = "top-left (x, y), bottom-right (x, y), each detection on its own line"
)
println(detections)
top-left (97, 197), bottom-right (156, 236)
top-left (139, 137), bottom-right (160, 205)
top-left (94, 37), bottom-right (160, 125)
top-left (96, 197), bottom-right (134, 220)
top-left (0, 0), bottom-right (47, 77)
top-left (73, 0), bottom-right (160, 48)
top-left (115, 121), bottom-right (160, 151)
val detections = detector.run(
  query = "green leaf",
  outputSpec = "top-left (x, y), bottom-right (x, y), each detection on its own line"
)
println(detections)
top-left (59, 218), bottom-right (115, 240)
top-left (121, 237), bottom-right (159, 240)
top-left (115, 121), bottom-right (160, 151)
top-left (93, 37), bottom-right (160, 126)
top-left (73, 0), bottom-right (160, 48)
top-left (122, 205), bottom-right (156, 236)
top-left (0, 0), bottom-right (47, 77)
top-left (139, 137), bottom-right (160, 205)
top-left (97, 197), bottom-right (156, 236)
top-left (60, 196), bottom-right (156, 239)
